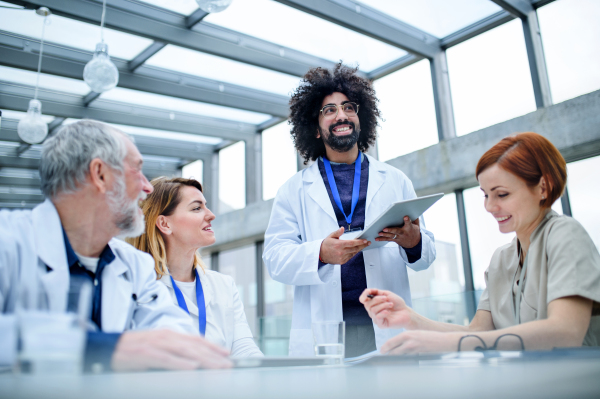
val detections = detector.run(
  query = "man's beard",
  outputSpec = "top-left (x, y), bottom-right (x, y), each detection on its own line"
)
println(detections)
top-left (106, 175), bottom-right (147, 239)
top-left (320, 120), bottom-right (360, 153)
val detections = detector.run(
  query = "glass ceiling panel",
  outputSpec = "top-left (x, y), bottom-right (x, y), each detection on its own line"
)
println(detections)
top-left (0, 5), bottom-right (153, 60)
top-left (100, 87), bottom-right (271, 124)
top-left (359, 0), bottom-right (502, 38)
top-left (135, 0), bottom-right (198, 15)
top-left (146, 45), bottom-right (301, 97)
top-left (0, 65), bottom-right (91, 95)
top-left (108, 123), bottom-right (223, 146)
top-left (203, 0), bottom-right (407, 72)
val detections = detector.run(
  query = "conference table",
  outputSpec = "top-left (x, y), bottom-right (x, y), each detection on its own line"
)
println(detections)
top-left (1, 350), bottom-right (600, 399)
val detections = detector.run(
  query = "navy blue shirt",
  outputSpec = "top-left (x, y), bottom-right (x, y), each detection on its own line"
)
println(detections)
top-left (317, 155), bottom-right (422, 326)
top-left (63, 229), bottom-right (120, 372)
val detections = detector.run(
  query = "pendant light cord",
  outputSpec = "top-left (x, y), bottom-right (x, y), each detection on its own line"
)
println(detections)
top-left (33, 15), bottom-right (48, 101)
top-left (100, 0), bottom-right (107, 43)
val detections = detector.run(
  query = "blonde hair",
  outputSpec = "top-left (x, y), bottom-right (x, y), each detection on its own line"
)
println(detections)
top-left (127, 177), bottom-right (206, 278)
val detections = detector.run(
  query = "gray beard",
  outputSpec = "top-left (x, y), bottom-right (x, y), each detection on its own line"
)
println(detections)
top-left (106, 175), bottom-right (146, 239)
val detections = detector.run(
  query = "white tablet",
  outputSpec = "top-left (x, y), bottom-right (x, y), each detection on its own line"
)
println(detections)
top-left (339, 193), bottom-right (444, 251)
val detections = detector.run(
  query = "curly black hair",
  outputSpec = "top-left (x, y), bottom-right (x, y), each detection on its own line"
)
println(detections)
top-left (289, 62), bottom-right (380, 164)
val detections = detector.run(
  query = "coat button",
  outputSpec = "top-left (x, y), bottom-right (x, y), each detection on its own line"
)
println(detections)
top-left (332, 281), bottom-right (337, 287)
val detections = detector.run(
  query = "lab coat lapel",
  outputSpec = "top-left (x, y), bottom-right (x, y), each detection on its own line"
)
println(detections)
top-left (32, 200), bottom-right (69, 312)
top-left (100, 253), bottom-right (132, 332)
top-left (364, 155), bottom-right (387, 226)
top-left (304, 161), bottom-right (337, 225)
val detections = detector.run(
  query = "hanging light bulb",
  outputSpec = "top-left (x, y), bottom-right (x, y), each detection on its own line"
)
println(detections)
top-left (18, 100), bottom-right (48, 145)
top-left (83, 0), bottom-right (119, 93)
top-left (83, 42), bottom-right (119, 92)
top-left (17, 7), bottom-right (51, 145)
top-left (196, 0), bottom-right (233, 13)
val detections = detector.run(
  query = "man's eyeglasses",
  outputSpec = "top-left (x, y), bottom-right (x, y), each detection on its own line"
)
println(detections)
top-left (319, 102), bottom-right (359, 119)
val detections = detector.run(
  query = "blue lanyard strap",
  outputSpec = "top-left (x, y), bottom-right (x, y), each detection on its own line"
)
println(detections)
top-left (170, 269), bottom-right (207, 336)
top-left (323, 152), bottom-right (362, 229)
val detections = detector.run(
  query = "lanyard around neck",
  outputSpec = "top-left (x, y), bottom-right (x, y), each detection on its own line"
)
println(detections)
top-left (170, 269), bottom-right (206, 336)
top-left (323, 152), bottom-right (362, 230)
top-left (511, 246), bottom-right (529, 325)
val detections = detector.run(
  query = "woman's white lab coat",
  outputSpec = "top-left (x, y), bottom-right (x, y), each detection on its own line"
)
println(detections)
top-left (0, 200), bottom-right (196, 364)
top-left (159, 270), bottom-right (263, 357)
top-left (263, 154), bottom-right (436, 356)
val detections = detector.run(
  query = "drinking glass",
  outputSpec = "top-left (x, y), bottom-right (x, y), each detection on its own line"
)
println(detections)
top-left (312, 321), bottom-right (345, 364)
top-left (17, 275), bottom-right (92, 374)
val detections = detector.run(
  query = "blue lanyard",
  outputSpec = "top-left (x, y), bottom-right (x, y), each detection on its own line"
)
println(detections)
top-left (323, 152), bottom-right (362, 230)
top-left (170, 269), bottom-right (206, 336)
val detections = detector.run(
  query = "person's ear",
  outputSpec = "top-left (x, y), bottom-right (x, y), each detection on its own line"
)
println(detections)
top-left (316, 128), bottom-right (321, 139)
top-left (539, 176), bottom-right (548, 201)
top-left (89, 158), bottom-right (110, 194)
top-left (156, 215), bottom-right (172, 236)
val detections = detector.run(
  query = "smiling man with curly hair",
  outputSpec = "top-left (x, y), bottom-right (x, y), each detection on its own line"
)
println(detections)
top-left (263, 62), bottom-right (437, 358)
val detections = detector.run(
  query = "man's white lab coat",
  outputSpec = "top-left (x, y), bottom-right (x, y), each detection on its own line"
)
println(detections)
top-left (0, 199), bottom-right (196, 365)
top-left (263, 154), bottom-right (436, 356)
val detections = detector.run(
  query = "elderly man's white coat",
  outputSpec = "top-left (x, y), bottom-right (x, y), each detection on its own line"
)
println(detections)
top-left (0, 200), bottom-right (196, 364)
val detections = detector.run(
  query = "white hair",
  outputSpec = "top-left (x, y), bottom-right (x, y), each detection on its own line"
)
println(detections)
top-left (40, 120), bottom-right (131, 198)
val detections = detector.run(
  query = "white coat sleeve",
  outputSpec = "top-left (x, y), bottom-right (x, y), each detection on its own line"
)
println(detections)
top-left (263, 187), bottom-right (327, 286)
top-left (229, 278), bottom-right (263, 358)
top-left (397, 175), bottom-right (436, 272)
top-left (130, 253), bottom-right (197, 335)
top-left (0, 212), bottom-right (18, 366)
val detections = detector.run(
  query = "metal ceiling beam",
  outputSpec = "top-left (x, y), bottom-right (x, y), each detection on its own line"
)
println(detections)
top-left (0, 31), bottom-right (289, 117)
top-left (521, 9), bottom-right (553, 108)
top-left (0, 174), bottom-right (41, 188)
top-left (274, 0), bottom-right (440, 58)
top-left (0, 188), bottom-right (44, 202)
top-left (0, 153), bottom-right (181, 179)
top-left (4, 0), bottom-right (335, 77)
top-left (257, 117), bottom-right (287, 132)
top-left (128, 41), bottom-right (167, 72)
top-left (440, 11), bottom-right (514, 49)
top-left (367, 54), bottom-right (423, 81)
top-left (0, 82), bottom-right (258, 142)
top-left (0, 201), bottom-right (39, 209)
top-left (490, 0), bottom-right (534, 19)
top-left (1, 117), bottom-right (217, 161)
top-left (185, 9), bottom-right (209, 29)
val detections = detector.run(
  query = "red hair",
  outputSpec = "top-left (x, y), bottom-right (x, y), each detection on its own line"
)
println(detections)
top-left (476, 132), bottom-right (567, 209)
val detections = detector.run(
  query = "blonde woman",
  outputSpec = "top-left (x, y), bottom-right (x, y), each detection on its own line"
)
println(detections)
top-left (127, 177), bottom-right (263, 357)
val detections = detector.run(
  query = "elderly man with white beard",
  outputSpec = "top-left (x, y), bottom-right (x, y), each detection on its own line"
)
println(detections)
top-left (0, 120), bottom-right (232, 372)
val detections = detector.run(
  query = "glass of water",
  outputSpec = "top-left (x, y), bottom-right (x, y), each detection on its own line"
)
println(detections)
top-left (312, 321), bottom-right (345, 364)
top-left (17, 275), bottom-right (92, 374)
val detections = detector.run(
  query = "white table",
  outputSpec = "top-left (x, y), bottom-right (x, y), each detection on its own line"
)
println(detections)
top-left (1, 352), bottom-right (600, 399)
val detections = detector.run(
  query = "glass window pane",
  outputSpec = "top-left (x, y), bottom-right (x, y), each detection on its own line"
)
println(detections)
top-left (146, 45), bottom-right (301, 97)
top-left (373, 60), bottom-right (438, 162)
top-left (219, 141), bottom-right (245, 213)
top-left (0, 65), bottom-right (91, 96)
top-left (407, 193), bottom-right (465, 299)
top-left (447, 20), bottom-right (537, 137)
top-left (262, 121), bottom-right (297, 201)
top-left (218, 245), bottom-right (258, 337)
top-left (463, 186), bottom-right (515, 291)
top-left (135, 0), bottom-right (198, 15)
top-left (100, 87), bottom-right (272, 124)
top-left (203, 0), bottom-right (407, 72)
top-left (182, 160), bottom-right (204, 183)
top-left (0, 7), bottom-right (153, 60)
top-left (360, 0), bottom-right (502, 38)
top-left (538, 0), bottom-right (600, 104)
top-left (567, 156), bottom-right (600, 251)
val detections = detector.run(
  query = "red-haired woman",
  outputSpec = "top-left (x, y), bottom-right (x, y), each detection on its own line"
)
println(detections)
top-left (360, 132), bottom-right (600, 354)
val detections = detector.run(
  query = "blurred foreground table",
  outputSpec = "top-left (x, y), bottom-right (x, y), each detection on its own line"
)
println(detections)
top-left (1, 350), bottom-right (600, 399)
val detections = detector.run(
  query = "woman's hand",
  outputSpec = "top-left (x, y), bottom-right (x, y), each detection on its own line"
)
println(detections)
top-left (359, 288), bottom-right (415, 329)
top-left (381, 331), bottom-right (461, 355)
